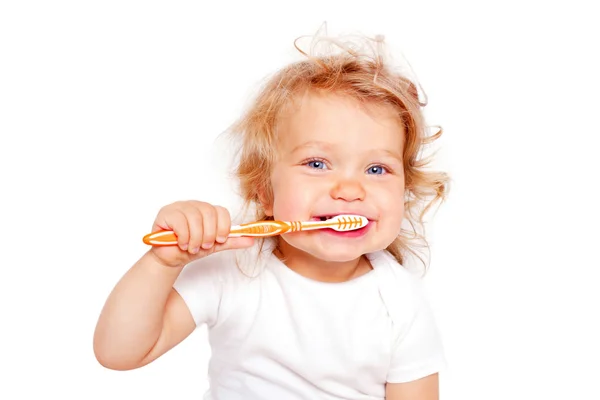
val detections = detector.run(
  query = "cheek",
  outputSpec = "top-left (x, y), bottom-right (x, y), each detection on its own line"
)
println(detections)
top-left (271, 176), bottom-right (303, 218)
top-left (374, 182), bottom-right (405, 218)
top-left (270, 175), bottom-right (319, 220)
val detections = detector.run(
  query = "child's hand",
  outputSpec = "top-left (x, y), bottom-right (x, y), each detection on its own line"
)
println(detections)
top-left (148, 201), bottom-right (254, 268)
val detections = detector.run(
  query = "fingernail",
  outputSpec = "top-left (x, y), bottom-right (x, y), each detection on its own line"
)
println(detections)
top-left (201, 242), bottom-right (213, 249)
top-left (216, 236), bottom-right (226, 243)
top-left (190, 247), bottom-right (199, 254)
top-left (180, 244), bottom-right (188, 251)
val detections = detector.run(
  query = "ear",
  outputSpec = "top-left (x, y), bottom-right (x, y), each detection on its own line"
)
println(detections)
top-left (257, 185), bottom-right (274, 217)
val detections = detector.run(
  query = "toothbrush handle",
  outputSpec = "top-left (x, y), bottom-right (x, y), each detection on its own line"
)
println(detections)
top-left (229, 219), bottom-right (353, 236)
top-left (143, 220), bottom-right (301, 246)
top-left (142, 215), bottom-right (366, 246)
top-left (228, 220), bottom-right (297, 237)
top-left (142, 230), bottom-right (178, 246)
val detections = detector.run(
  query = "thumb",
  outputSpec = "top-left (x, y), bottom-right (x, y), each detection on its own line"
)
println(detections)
top-left (211, 236), bottom-right (255, 253)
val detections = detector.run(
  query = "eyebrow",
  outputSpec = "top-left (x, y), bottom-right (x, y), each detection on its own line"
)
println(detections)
top-left (290, 141), bottom-right (333, 153)
top-left (378, 149), bottom-right (403, 163)
top-left (291, 140), bottom-right (403, 162)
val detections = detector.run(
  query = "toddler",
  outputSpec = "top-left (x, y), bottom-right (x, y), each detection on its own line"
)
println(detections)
top-left (94, 30), bottom-right (450, 400)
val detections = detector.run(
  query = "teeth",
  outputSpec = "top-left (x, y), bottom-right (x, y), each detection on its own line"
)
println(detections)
top-left (314, 215), bottom-right (367, 223)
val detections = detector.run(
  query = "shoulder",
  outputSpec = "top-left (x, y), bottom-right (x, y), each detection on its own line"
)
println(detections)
top-left (368, 252), bottom-right (446, 383)
top-left (176, 248), bottom-right (239, 285)
top-left (366, 250), bottom-right (431, 327)
top-left (367, 250), bottom-right (423, 294)
top-left (173, 244), bottom-right (274, 327)
top-left (178, 241), bottom-right (274, 284)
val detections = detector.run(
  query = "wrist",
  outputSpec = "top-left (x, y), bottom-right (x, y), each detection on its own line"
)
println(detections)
top-left (145, 249), bottom-right (187, 271)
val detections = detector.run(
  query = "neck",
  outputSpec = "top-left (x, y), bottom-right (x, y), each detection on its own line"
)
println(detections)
top-left (275, 239), bottom-right (372, 283)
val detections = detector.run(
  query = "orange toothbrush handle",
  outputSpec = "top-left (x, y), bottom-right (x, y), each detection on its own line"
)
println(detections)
top-left (141, 216), bottom-right (366, 246)
top-left (142, 230), bottom-right (178, 246)
top-left (142, 220), bottom-right (301, 246)
top-left (228, 220), bottom-right (298, 237)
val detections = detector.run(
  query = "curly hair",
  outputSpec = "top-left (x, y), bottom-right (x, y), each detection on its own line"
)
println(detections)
top-left (227, 31), bottom-right (450, 270)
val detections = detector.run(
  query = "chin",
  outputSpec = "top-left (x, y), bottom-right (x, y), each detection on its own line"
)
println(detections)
top-left (305, 244), bottom-right (373, 263)
top-left (316, 252), bottom-right (363, 263)
top-left (280, 235), bottom-right (389, 262)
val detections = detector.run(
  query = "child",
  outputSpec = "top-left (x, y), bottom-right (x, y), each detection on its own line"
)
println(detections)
top-left (94, 30), bottom-right (450, 400)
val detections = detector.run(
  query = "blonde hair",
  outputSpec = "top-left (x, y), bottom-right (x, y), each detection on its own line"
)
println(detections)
top-left (228, 31), bottom-right (450, 270)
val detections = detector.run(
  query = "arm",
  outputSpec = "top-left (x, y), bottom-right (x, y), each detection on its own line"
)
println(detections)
top-left (93, 201), bottom-right (254, 371)
top-left (93, 251), bottom-right (196, 370)
top-left (385, 373), bottom-right (439, 400)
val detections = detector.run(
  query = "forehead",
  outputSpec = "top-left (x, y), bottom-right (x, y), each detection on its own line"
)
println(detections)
top-left (276, 91), bottom-right (405, 151)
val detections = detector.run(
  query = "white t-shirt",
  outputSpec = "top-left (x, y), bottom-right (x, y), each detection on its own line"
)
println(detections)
top-left (173, 242), bottom-right (445, 400)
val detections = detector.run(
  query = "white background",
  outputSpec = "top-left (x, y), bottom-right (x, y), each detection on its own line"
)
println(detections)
top-left (1, 1), bottom-right (599, 399)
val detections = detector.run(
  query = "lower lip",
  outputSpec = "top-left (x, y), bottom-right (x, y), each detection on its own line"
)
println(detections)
top-left (321, 222), bottom-right (372, 238)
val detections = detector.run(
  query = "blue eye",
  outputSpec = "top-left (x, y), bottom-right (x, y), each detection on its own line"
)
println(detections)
top-left (307, 160), bottom-right (326, 169)
top-left (367, 165), bottom-right (386, 175)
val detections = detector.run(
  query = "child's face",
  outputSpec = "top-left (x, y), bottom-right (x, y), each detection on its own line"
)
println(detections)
top-left (263, 92), bottom-right (406, 263)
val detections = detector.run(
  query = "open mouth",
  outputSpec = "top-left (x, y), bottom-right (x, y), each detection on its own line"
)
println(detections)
top-left (309, 214), bottom-right (372, 237)
top-left (310, 214), bottom-right (372, 223)
top-left (311, 215), bottom-right (347, 222)
top-left (313, 215), bottom-right (334, 222)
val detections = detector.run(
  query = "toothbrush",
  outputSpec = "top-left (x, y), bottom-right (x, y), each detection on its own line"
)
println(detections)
top-left (142, 214), bottom-right (368, 246)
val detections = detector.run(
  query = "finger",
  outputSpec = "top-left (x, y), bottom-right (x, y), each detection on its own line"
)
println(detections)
top-left (214, 206), bottom-right (231, 244)
top-left (199, 204), bottom-right (218, 250)
top-left (162, 210), bottom-right (190, 251)
top-left (152, 202), bottom-right (179, 231)
top-left (184, 205), bottom-right (205, 255)
top-left (212, 236), bottom-right (255, 253)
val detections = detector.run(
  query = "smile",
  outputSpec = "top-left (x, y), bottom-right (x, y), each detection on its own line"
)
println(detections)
top-left (308, 213), bottom-right (373, 238)
top-left (310, 214), bottom-right (373, 222)
top-left (320, 221), bottom-right (372, 238)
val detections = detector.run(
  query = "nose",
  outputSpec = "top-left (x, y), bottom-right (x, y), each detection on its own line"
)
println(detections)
top-left (330, 178), bottom-right (366, 201)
